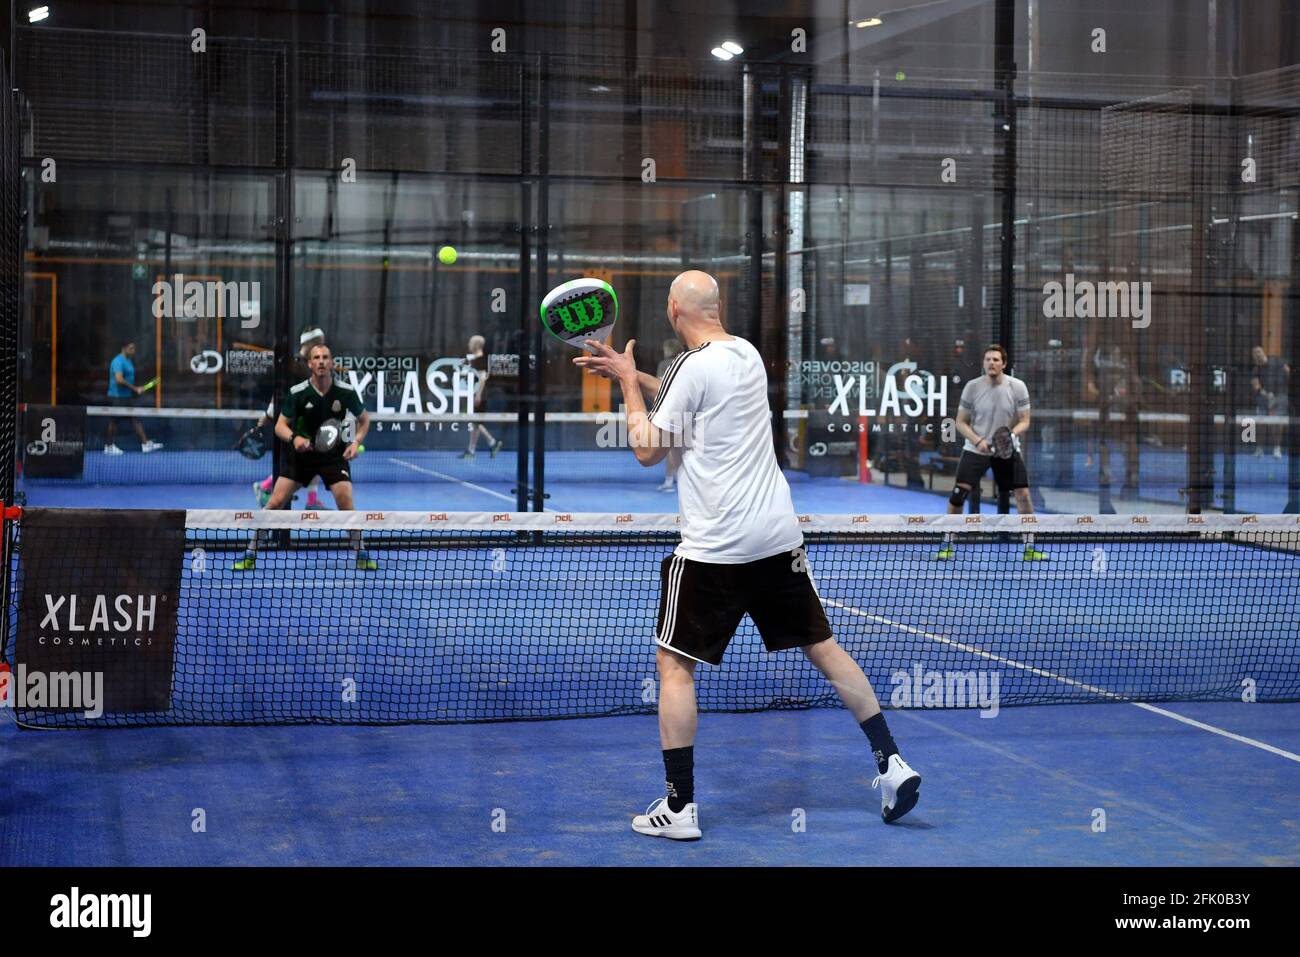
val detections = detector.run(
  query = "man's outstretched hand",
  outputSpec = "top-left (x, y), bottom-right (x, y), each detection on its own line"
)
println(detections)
top-left (573, 338), bottom-right (637, 383)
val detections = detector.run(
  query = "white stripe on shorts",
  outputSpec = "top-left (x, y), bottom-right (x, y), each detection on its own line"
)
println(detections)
top-left (658, 555), bottom-right (685, 647)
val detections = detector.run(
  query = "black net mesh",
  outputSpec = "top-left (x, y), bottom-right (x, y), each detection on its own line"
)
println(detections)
top-left (6, 511), bottom-right (1299, 728)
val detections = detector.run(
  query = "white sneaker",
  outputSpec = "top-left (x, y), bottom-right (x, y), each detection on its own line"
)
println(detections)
top-left (657, 478), bottom-right (675, 492)
top-left (632, 797), bottom-right (701, 841)
top-left (142, 440), bottom-right (164, 453)
top-left (1275, 448), bottom-right (1284, 460)
top-left (872, 754), bottom-right (921, 823)
top-left (103, 443), bottom-right (123, 455)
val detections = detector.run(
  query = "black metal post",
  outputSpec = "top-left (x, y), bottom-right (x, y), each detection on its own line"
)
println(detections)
top-left (773, 66), bottom-right (791, 461)
top-left (272, 42), bottom-right (294, 490)
top-left (515, 61), bottom-right (532, 512)
top-left (743, 64), bottom-right (763, 349)
top-left (1286, 206), bottom-right (1300, 512)
top-left (994, 0), bottom-right (1017, 357)
top-left (1188, 97), bottom-right (1214, 515)
top-left (533, 52), bottom-right (548, 513)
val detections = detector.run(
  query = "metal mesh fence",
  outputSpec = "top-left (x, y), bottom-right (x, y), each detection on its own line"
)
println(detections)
top-left (18, 29), bottom-right (282, 167)
top-left (7, 26), bottom-right (1298, 514)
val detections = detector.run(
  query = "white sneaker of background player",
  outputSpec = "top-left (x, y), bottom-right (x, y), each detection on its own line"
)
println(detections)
top-left (872, 754), bottom-right (922, 823)
top-left (632, 797), bottom-right (701, 840)
top-left (103, 443), bottom-right (123, 455)
top-left (142, 440), bottom-right (164, 453)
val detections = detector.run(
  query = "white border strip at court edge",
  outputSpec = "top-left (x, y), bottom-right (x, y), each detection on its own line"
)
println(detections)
top-left (174, 510), bottom-right (1300, 531)
top-left (826, 598), bottom-right (1300, 765)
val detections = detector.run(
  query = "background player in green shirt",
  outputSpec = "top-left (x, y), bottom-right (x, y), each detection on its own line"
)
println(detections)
top-left (236, 343), bottom-right (375, 570)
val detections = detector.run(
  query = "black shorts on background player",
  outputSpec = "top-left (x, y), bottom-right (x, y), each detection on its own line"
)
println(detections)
top-left (287, 450), bottom-right (351, 489)
top-left (655, 549), bottom-right (832, 665)
top-left (955, 450), bottom-right (1030, 492)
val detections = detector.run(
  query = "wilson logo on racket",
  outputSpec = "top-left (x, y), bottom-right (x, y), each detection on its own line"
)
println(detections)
top-left (555, 296), bottom-right (605, 334)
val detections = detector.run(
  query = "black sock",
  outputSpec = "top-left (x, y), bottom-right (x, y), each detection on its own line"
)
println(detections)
top-left (663, 746), bottom-right (694, 813)
top-left (861, 714), bottom-right (898, 774)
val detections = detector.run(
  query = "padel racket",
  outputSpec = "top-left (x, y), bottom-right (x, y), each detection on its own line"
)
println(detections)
top-left (234, 426), bottom-right (268, 460)
top-left (314, 418), bottom-right (343, 453)
top-left (139, 377), bottom-right (159, 393)
top-left (991, 426), bottom-right (1019, 459)
top-left (540, 278), bottom-right (618, 348)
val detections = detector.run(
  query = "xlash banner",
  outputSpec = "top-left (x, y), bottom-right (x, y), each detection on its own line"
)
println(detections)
top-left (23, 405), bottom-right (86, 479)
top-left (14, 509), bottom-right (183, 717)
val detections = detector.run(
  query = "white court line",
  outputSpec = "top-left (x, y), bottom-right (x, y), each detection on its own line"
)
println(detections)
top-left (825, 598), bottom-right (1300, 764)
top-left (387, 457), bottom-right (530, 508)
top-left (891, 708), bottom-right (1274, 861)
top-left (1130, 703), bottom-right (1300, 763)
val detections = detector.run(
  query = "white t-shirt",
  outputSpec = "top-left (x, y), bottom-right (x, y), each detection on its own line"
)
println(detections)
top-left (648, 337), bottom-right (802, 563)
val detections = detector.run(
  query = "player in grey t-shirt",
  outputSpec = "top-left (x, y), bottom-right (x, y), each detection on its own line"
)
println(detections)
top-left (940, 344), bottom-right (1046, 560)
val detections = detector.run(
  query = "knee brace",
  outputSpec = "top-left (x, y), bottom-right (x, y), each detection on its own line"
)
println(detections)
top-left (949, 485), bottom-right (970, 508)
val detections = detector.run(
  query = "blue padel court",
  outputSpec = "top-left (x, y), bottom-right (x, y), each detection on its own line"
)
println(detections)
top-left (4, 512), bottom-right (1299, 864)
top-left (3, 704), bottom-right (1298, 866)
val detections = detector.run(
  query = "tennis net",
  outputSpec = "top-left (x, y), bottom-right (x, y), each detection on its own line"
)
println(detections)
top-left (4, 510), bottom-right (1299, 728)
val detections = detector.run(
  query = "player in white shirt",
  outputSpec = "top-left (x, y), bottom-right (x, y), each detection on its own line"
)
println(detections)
top-left (575, 270), bottom-right (921, 839)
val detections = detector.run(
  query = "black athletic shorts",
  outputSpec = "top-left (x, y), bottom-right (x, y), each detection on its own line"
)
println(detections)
top-left (108, 393), bottom-right (139, 426)
top-left (655, 547), bottom-right (833, 666)
top-left (287, 451), bottom-right (353, 489)
top-left (955, 449), bottom-right (1030, 491)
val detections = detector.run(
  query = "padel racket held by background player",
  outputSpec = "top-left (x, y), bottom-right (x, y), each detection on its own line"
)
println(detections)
top-left (540, 278), bottom-right (618, 348)
top-left (234, 426), bottom-right (268, 460)
top-left (138, 376), bottom-right (159, 393)
top-left (991, 426), bottom-right (1020, 459)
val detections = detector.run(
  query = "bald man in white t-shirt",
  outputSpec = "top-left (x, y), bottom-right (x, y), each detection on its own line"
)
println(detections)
top-left (576, 270), bottom-right (921, 840)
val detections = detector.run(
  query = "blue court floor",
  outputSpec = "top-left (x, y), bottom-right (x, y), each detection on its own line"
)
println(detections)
top-left (3, 702), bottom-right (1298, 866)
top-left (19, 446), bottom-right (1295, 514)
top-left (17, 472), bottom-right (949, 514)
